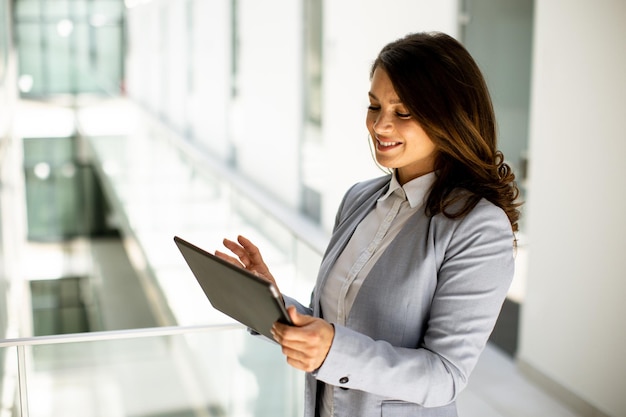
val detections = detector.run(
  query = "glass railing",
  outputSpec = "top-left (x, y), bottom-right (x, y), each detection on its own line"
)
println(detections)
top-left (78, 98), bottom-right (326, 329)
top-left (3, 97), bottom-right (324, 417)
top-left (0, 324), bottom-right (304, 417)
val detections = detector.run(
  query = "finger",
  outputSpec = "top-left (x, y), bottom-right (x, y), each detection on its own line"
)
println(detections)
top-left (237, 236), bottom-right (266, 263)
top-left (272, 324), bottom-right (330, 372)
top-left (275, 307), bottom-right (315, 332)
top-left (286, 357), bottom-right (315, 373)
top-left (272, 322), bottom-right (314, 345)
top-left (237, 235), bottom-right (258, 252)
top-left (214, 250), bottom-right (245, 268)
top-left (287, 305), bottom-right (311, 326)
top-left (280, 344), bottom-right (325, 373)
top-left (286, 305), bottom-right (298, 323)
top-left (222, 238), bottom-right (246, 256)
top-left (274, 317), bottom-right (334, 356)
top-left (222, 238), bottom-right (254, 267)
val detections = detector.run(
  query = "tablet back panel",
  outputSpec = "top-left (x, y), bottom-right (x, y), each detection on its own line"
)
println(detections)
top-left (174, 236), bottom-right (290, 340)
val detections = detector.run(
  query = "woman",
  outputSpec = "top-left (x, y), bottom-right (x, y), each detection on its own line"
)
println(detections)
top-left (217, 31), bottom-right (520, 417)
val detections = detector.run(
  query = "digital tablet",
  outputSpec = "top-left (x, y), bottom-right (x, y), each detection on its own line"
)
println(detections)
top-left (174, 235), bottom-right (293, 340)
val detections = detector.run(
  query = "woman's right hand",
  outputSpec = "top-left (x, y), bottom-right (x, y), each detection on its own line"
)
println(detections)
top-left (215, 235), bottom-right (279, 291)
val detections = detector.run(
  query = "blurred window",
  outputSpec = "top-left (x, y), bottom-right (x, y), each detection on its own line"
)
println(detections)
top-left (304, 0), bottom-right (322, 126)
top-left (14, 0), bottom-right (124, 97)
top-left (461, 0), bottom-right (534, 195)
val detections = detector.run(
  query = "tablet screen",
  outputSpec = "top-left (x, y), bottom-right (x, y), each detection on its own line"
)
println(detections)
top-left (174, 236), bottom-right (292, 339)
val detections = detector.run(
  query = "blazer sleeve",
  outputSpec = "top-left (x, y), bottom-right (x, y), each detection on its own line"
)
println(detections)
top-left (283, 294), bottom-right (313, 316)
top-left (314, 200), bottom-right (515, 407)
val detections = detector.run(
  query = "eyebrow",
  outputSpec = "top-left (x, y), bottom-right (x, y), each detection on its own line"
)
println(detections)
top-left (368, 92), bottom-right (403, 105)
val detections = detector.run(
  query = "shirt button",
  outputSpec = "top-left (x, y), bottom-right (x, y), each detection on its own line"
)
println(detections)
top-left (339, 376), bottom-right (349, 384)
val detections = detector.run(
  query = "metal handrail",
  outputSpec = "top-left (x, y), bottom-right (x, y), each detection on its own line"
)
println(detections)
top-left (0, 323), bottom-right (243, 347)
top-left (1, 323), bottom-right (247, 417)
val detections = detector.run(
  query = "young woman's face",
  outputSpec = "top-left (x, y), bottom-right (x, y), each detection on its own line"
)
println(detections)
top-left (366, 68), bottom-right (437, 185)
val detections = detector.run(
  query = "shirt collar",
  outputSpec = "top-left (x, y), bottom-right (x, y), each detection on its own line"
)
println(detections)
top-left (378, 171), bottom-right (437, 209)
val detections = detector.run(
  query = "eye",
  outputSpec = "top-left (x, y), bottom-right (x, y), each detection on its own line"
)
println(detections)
top-left (396, 111), bottom-right (411, 119)
top-left (368, 105), bottom-right (380, 112)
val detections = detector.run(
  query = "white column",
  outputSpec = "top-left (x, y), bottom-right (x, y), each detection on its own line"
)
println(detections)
top-left (519, 1), bottom-right (626, 416)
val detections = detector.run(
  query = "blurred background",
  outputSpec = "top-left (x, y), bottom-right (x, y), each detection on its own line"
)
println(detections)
top-left (0, 0), bottom-right (624, 416)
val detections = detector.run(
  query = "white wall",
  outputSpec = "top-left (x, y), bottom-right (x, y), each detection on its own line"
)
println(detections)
top-left (126, 3), bottom-right (162, 116)
top-left (189, 0), bottom-right (231, 161)
top-left (231, 0), bottom-right (303, 208)
top-left (519, 1), bottom-right (626, 416)
top-left (163, 2), bottom-right (189, 133)
top-left (126, 0), bottom-right (233, 160)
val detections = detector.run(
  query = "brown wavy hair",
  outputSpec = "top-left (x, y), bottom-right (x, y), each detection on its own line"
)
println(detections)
top-left (371, 32), bottom-right (521, 233)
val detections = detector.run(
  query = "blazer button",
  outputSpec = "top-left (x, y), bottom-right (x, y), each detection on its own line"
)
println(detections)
top-left (339, 376), bottom-right (349, 384)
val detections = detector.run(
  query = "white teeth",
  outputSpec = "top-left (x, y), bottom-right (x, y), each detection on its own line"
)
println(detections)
top-left (378, 140), bottom-right (399, 147)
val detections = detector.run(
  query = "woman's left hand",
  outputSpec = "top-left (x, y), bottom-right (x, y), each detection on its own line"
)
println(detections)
top-left (271, 306), bottom-right (335, 373)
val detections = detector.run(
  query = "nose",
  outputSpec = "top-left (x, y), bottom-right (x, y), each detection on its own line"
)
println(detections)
top-left (373, 111), bottom-right (393, 134)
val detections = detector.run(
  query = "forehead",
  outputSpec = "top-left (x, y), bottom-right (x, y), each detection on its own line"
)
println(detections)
top-left (369, 68), bottom-right (402, 103)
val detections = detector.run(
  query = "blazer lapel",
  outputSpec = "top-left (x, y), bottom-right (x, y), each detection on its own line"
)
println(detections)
top-left (312, 177), bottom-right (390, 316)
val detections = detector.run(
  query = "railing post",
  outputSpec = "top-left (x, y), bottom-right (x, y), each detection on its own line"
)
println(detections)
top-left (16, 345), bottom-right (29, 417)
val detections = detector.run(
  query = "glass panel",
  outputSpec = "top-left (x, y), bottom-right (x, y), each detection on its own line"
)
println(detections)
top-left (86, 122), bottom-right (322, 328)
top-left (14, 0), bottom-right (124, 96)
top-left (91, 0), bottom-right (123, 17)
top-left (69, 78), bottom-right (323, 331)
top-left (15, 0), bottom-right (41, 19)
top-left (303, 0), bottom-right (323, 126)
top-left (0, 189), bottom-right (5, 341)
top-left (30, 277), bottom-right (92, 335)
top-left (23, 137), bottom-right (74, 166)
top-left (16, 23), bottom-right (44, 95)
top-left (92, 25), bottom-right (123, 93)
top-left (22, 137), bottom-right (85, 240)
top-left (73, 1), bottom-right (89, 18)
top-left (231, 0), bottom-right (239, 97)
top-left (0, 0), bottom-right (7, 82)
top-left (462, 0), bottom-right (534, 188)
top-left (44, 22), bottom-right (73, 94)
top-left (73, 21), bottom-right (99, 93)
top-left (22, 328), bottom-right (303, 417)
top-left (0, 346), bottom-right (20, 416)
top-left (23, 164), bottom-right (84, 240)
top-left (42, 0), bottom-right (71, 19)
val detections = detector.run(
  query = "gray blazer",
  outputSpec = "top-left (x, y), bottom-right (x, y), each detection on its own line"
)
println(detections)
top-left (285, 175), bottom-right (515, 417)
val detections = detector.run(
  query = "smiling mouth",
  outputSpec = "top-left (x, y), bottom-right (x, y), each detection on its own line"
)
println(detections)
top-left (377, 139), bottom-right (401, 148)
